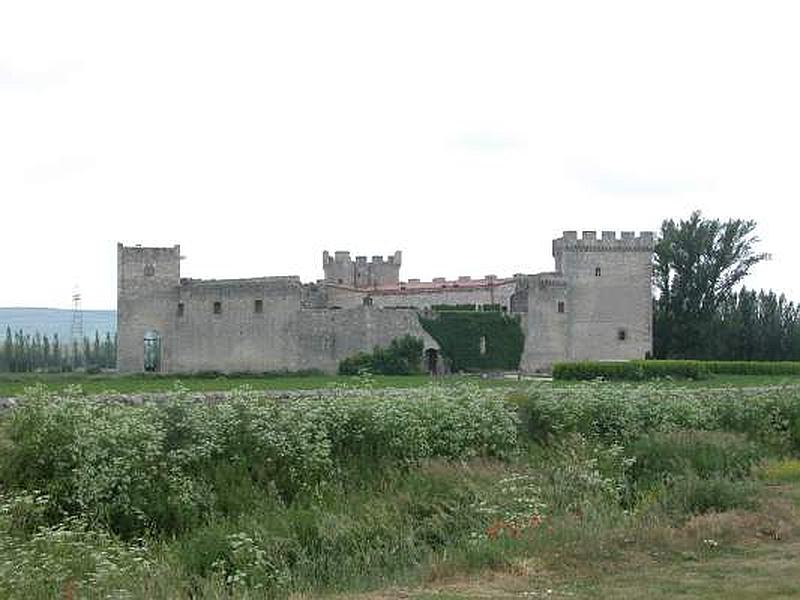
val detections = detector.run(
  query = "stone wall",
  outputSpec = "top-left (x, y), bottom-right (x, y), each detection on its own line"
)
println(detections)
top-left (117, 244), bottom-right (181, 373)
top-left (117, 231), bottom-right (654, 375)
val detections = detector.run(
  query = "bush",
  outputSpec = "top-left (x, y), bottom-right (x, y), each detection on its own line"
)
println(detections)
top-left (627, 431), bottom-right (764, 488)
top-left (338, 335), bottom-right (424, 375)
top-left (553, 360), bottom-right (710, 381)
top-left (703, 361), bottom-right (800, 376)
top-left (515, 383), bottom-right (800, 452)
top-left (0, 384), bottom-right (518, 537)
top-left (553, 359), bottom-right (800, 381)
top-left (654, 475), bottom-right (759, 516)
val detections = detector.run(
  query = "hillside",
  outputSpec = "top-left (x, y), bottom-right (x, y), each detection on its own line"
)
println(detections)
top-left (0, 307), bottom-right (116, 341)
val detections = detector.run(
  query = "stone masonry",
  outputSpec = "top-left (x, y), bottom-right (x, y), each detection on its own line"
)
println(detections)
top-left (117, 230), bottom-right (654, 374)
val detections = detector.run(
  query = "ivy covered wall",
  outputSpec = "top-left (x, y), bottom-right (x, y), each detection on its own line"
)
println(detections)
top-left (418, 309), bottom-right (524, 371)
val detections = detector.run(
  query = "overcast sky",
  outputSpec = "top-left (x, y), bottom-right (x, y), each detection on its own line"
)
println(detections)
top-left (2, 1), bottom-right (799, 310)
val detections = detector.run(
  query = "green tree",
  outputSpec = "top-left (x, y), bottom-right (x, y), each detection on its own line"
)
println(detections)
top-left (654, 211), bottom-right (769, 358)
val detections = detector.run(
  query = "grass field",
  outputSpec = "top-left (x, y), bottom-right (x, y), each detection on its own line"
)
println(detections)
top-left (2, 377), bottom-right (800, 598)
top-left (1, 370), bottom-right (799, 397)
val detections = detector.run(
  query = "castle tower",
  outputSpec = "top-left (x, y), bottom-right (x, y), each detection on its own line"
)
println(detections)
top-left (322, 250), bottom-right (402, 288)
top-left (520, 230), bottom-right (655, 371)
top-left (117, 244), bottom-right (181, 373)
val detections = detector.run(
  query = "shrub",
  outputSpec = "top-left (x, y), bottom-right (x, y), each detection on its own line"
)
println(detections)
top-left (338, 335), bottom-right (424, 375)
top-left (515, 383), bottom-right (800, 452)
top-left (553, 360), bottom-right (709, 381)
top-left (0, 384), bottom-right (518, 537)
top-left (627, 431), bottom-right (764, 488)
top-left (654, 475), bottom-right (759, 516)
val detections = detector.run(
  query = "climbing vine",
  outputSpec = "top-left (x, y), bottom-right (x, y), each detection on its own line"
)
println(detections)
top-left (418, 309), bottom-right (524, 371)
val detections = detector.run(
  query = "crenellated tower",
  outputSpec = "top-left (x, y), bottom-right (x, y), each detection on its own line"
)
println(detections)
top-left (322, 250), bottom-right (402, 288)
top-left (521, 230), bottom-right (655, 371)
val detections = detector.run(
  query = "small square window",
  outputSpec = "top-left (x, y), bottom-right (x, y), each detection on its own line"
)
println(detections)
top-left (557, 301), bottom-right (565, 313)
top-left (177, 302), bottom-right (184, 317)
top-left (254, 299), bottom-right (263, 314)
top-left (363, 296), bottom-right (373, 307)
top-left (213, 301), bottom-right (222, 315)
top-left (618, 328), bottom-right (627, 341)
top-left (595, 267), bottom-right (602, 277)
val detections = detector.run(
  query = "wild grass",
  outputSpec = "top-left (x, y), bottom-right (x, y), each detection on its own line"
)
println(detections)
top-left (1, 381), bottom-right (800, 598)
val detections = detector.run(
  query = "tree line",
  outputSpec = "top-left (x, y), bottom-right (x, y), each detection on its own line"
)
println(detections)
top-left (0, 328), bottom-right (117, 373)
top-left (653, 211), bottom-right (800, 360)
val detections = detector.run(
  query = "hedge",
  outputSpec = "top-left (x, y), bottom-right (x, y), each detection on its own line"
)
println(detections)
top-left (553, 359), bottom-right (800, 381)
top-left (552, 360), bottom-right (710, 381)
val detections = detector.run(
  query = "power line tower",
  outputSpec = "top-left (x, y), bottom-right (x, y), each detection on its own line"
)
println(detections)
top-left (70, 287), bottom-right (83, 349)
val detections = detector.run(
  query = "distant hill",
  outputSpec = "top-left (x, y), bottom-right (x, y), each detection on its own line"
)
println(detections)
top-left (0, 308), bottom-right (116, 341)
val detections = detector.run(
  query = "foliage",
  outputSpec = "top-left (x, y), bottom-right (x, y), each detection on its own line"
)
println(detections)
top-left (0, 383), bottom-right (518, 537)
top-left (338, 335), bottom-right (425, 375)
top-left (553, 359), bottom-right (800, 380)
top-left (419, 311), bottom-right (524, 371)
top-left (553, 360), bottom-right (710, 381)
top-left (515, 382), bottom-right (800, 452)
top-left (1, 326), bottom-right (116, 373)
top-left (654, 211), bottom-right (770, 359)
top-left (625, 431), bottom-right (764, 495)
top-left (2, 380), bottom-right (800, 597)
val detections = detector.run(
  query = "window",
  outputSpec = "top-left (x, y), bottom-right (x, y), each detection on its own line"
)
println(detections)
top-left (144, 264), bottom-right (155, 277)
top-left (363, 296), bottom-right (373, 307)
top-left (618, 328), bottom-right (627, 341)
top-left (177, 302), bottom-right (184, 317)
top-left (337, 278), bottom-right (343, 284)
top-left (595, 266), bottom-right (602, 277)
top-left (254, 299), bottom-right (263, 314)
top-left (213, 301), bottom-right (222, 315)
top-left (557, 301), bottom-right (565, 313)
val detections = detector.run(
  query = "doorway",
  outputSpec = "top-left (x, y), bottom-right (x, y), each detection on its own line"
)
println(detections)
top-left (143, 330), bottom-right (161, 372)
top-left (425, 348), bottom-right (439, 375)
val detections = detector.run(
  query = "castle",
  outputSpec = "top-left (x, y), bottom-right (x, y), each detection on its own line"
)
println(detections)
top-left (117, 230), bottom-right (655, 374)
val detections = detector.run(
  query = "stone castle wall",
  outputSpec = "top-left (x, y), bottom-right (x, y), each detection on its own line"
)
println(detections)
top-left (117, 231), bottom-right (654, 374)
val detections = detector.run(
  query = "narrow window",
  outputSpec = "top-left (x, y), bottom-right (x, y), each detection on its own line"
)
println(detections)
top-left (479, 335), bottom-right (487, 355)
top-left (177, 302), bottom-right (184, 317)
top-left (144, 264), bottom-right (155, 277)
top-left (595, 266), bottom-right (602, 277)
top-left (557, 301), bottom-right (565, 313)
top-left (618, 328), bottom-right (627, 341)
top-left (213, 301), bottom-right (222, 315)
top-left (254, 299), bottom-right (263, 314)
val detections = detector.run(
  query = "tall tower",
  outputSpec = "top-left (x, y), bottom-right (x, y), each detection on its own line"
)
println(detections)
top-left (116, 244), bottom-right (181, 373)
top-left (70, 287), bottom-right (83, 346)
top-left (520, 230), bottom-right (654, 371)
top-left (554, 230), bottom-right (655, 361)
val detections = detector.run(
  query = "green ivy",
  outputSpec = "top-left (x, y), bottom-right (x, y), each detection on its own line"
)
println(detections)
top-left (418, 310), bottom-right (524, 371)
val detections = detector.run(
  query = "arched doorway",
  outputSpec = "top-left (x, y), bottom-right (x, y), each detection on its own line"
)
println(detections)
top-left (143, 330), bottom-right (161, 372)
top-left (425, 348), bottom-right (439, 375)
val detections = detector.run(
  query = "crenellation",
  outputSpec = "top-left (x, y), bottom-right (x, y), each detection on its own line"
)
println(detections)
top-left (119, 229), bottom-right (652, 375)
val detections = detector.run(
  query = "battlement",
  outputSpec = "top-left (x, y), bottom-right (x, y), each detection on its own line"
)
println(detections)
top-left (553, 230), bottom-right (655, 254)
top-left (323, 250), bottom-right (403, 288)
top-left (323, 250), bottom-right (402, 266)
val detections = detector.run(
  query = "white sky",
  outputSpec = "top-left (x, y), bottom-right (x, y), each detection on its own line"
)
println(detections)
top-left (2, 1), bottom-right (799, 310)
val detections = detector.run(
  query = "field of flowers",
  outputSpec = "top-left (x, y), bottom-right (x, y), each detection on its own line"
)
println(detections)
top-left (0, 380), bottom-right (799, 598)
